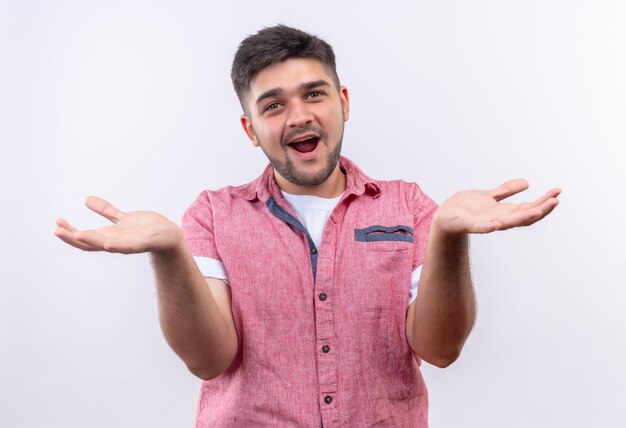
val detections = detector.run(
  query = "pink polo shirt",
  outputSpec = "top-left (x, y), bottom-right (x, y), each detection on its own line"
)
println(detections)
top-left (182, 157), bottom-right (437, 427)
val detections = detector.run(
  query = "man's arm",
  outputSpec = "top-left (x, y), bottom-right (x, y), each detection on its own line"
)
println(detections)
top-left (55, 196), bottom-right (237, 380)
top-left (406, 228), bottom-right (474, 368)
top-left (151, 245), bottom-right (237, 379)
top-left (406, 180), bottom-right (560, 367)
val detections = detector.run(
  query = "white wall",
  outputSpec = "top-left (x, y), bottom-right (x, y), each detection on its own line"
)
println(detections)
top-left (1, 1), bottom-right (624, 426)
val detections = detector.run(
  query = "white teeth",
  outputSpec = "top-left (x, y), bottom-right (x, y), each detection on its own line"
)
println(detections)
top-left (291, 136), bottom-right (317, 144)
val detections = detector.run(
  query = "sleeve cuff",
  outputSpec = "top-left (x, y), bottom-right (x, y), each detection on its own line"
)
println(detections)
top-left (193, 256), bottom-right (230, 284)
top-left (408, 265), bottom-right (422, 306)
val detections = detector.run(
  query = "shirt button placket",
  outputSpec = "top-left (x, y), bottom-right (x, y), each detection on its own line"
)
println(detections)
top-left (315, 219), bottom-right (339, 425)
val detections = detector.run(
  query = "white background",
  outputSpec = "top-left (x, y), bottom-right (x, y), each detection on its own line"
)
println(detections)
top-left (1, 1), bottom-right (625, 427)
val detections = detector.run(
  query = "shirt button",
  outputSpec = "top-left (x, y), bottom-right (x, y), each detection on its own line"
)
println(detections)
top-left (319, 293), bottom-right (327, 301)
top-left (322, 345), bottom-right (330, 353)
top-left (324, 395), bottom-right (333, 404)
top-left (311, 247), bottom-right (318, 254)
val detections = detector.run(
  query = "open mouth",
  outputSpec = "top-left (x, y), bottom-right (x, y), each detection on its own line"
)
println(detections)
top-left (288, 136), bottom-right (320, 153)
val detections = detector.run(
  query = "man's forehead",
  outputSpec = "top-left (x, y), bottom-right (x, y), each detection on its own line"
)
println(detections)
top-left (249, 58), bottom-right (334, 96)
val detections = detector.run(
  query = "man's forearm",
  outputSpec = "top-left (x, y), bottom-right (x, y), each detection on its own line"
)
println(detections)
top-left (406, 222), bottom-right (476, 367)
top-left (151, 240), bottom-right (237, 380)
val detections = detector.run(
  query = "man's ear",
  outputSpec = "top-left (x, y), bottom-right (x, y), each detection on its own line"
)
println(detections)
top-left (340, 86), bottom-right (350, 122)
top-left (240, 114), bottom-right (259, 147)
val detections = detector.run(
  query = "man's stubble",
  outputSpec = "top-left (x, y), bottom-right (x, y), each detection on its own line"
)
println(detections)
top-left (258, 123), bottom-right (344, 187)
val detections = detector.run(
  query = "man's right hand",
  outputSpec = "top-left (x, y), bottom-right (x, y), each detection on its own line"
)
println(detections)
top-left (54, 196), bottom-right (183, 254)
top-left (55, 196), bottom-right (238, 379)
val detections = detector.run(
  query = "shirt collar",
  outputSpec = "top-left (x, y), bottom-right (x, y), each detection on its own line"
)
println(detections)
top-left (341, 156), bottom-right (381, 199)
top-left (230, 156), bottom-right (381, 202)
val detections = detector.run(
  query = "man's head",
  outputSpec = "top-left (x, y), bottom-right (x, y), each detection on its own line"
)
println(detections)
top-left (233, 25), bottom-right (349, 195)
top-left (231, 24), bottom-right (340, 109)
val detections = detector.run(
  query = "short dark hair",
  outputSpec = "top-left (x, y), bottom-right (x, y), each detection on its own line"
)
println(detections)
top-left (231, 24), bottom-right (340, 109)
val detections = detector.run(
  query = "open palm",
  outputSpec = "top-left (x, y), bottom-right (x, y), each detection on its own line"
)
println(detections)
top-left (54, 196), bottom-right (182, 254)
top-left (435, 179), bottom-right (561, 235)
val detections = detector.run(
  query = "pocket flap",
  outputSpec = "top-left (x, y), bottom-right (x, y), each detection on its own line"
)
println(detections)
top-left (354, 225), bottom-right (414, 243)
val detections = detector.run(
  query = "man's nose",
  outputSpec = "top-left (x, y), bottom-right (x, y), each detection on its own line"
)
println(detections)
top-left (286, 101), bottom-right (313, 128)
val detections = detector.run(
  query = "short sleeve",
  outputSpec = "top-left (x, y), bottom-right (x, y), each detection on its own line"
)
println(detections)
top-left (182, 191), bottom-right (230, 282)
top-left (181, 191), bottom-right (222, 261)
top-left (412, 183), bottom-right (438, 270)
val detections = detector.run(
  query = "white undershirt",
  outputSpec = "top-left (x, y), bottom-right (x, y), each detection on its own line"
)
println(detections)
top-left (194, 191), bottom-right (421, 306)
top-left (280, 191), bottom-right (341, 250)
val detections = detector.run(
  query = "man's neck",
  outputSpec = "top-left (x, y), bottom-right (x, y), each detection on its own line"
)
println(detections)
top-left (274, 164), bottom-right (346, 198)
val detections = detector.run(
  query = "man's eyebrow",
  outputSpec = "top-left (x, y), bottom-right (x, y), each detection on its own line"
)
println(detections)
top-left (255, 80), bottom-right (332, 106)
top-left (255, 88), bottom-right (283, 106)
top-left (300, 79), bottom-right (331, 91)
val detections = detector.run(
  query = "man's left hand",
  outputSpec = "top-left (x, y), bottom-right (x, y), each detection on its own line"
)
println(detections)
top-left (433, 179), bottom-right (561, 235)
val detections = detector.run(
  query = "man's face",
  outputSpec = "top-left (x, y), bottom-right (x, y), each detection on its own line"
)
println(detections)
top-left (240, 58), bottom-right (350, 190)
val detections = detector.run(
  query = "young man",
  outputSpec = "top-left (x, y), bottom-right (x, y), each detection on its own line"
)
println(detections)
top-left (55, 25), bottom-right (560, 427)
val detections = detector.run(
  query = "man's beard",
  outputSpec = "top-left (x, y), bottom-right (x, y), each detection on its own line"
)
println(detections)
top-left (259, 124), bottom-right (343, 187)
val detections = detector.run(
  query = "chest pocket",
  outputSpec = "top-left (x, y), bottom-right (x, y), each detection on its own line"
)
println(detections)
top-left (348, 223), bottom-right (414, 312)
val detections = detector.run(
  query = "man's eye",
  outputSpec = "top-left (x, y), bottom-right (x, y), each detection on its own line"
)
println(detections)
top-left (265, 102), bottom-right (280, 111)
top-left (307, 91), bottom-right (324, 99)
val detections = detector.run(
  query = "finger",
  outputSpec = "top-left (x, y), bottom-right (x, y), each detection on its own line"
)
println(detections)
top-left (55, 218), bottom-right (77, 233)
top-left (487, 179), bottom-right (529, 202)
top-left (74, 229), bottom-right (109, 249)
top-left (85, 196), bottom-right (126, 224)
top-left (468, 219), bottom-right (502, 234)
top-left (74, 228), bottom-right (140, 253)
top-left (519, 197), bottom-right (560, 227)
top-left (530, 188), bottom-right (561, 208)
top-left (76, 229), bottom-right (145, 254)
top-left (495, 208), bottom-right (543, 230)
top-left (54, 228), bottom-right (100, 251)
